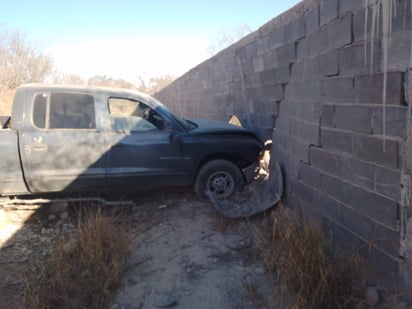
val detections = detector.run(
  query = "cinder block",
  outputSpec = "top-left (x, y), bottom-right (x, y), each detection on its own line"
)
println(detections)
top-left (291, 61), bottom-right (304, 81)
top-left (374, 222), bottom-right (401, 259)
top-left (289, 153), bottom-right (303, 177)
top-left (273, 65), bottom-right (290, 84)
top-left (387, 31), bottom-right (412, 71)
top-left (245, 87), bottom-right (258, 102)
top-left (310, 146), bottom-right (340, 176)
top-left (250, 100), bottom-right (266, 114)
top-left (352, 134), bottom-right (399, 169)
top-left (354, 3), bottom-right (410, 42)
top-left (262, 85), bottom-right (283, 101)
top-left (289, 177), bottom-right (316, 205)
top-left (263, 50), bottom-right (279, 70)
top-left (239, 58), bottom-right (254, 76)
top-left (275, 115), bottom-right (289, 134)
top-left (290, 118), bottom-right (320, 145)
top-left (338, 43), bottom-right (381, 75)
top-left (276, 42), bottom-right (296, 65)
top-left (374, 166), bottom-right (401, 202)
top-left (252, 113), bottom-right (276, 128)
top-left (293, 193), bottom-right (323, 224)
top-left (302, 56), bottom-right (319, 80)
top-left (309, 28), bottom-right (327, 56)
top-left (237, 44), bottom-right (251, 61)
top-left (253, 56), bottom-right (265, 73)
top-left (391, 0), bottom-right (412, 32)
top-left (372, 106), bottom-right (408, 139)
top-left (339, 205), bottom-right (377, 242)
top-left (321, 127), bottom-right (353, 154)
top-left (321, 172), bottom-right (351, 204)
top-left (260, 70), bottom-right (276, 86)
top-left (349, 185), bottom-right (399, 229)
top-left (297, 37), bottom-right (310, 61)
top-left (326, 15), bottom-right (353, 50)
top-left (339, 0), bottom-right (364, 15)
top-left (354, 72), bottom-right (405, 105)
top-left (285, 16), bottom-right (306, 42)
top-left (302, 51), bottom-right (338, 80)
top-left (305, 6), bottom-right (320, 34)
top-left (256, 36), bottom-right (269, 56)
top-left (353, 8), bottom-right (369, 42)
top-left (285, 80), bottom-right (322, 101)
top-left (323, 216), bottom-right (399, 280)
top-left (322, 76), bottom-right (354, 103)
top-left (228, 81), bottom-right (242, 94)
top-left (321, 104), bottom-right (335, 127)
top-left (319, 50), bottom-right (339, 76)
top-left (245, 72), bottom-right (261, 87)
top-left (339, 156), bottom-right (375, 190)
top-left (287, 137), bottom-right (310, 163)
top-left (320, 0), bottom-right (339, 26)
top-left (318, 189), bottom-right (341, 222)
top-left (298, 100), bottom-right (321, 123)
top-left (268, 27), bottom-right (286, 50)
top-left (299, 162), bottom-right (323, 189)
top-left (334, 105), bottom-right (372, 134)
top-left (322, 216), bottom-right (366, 252)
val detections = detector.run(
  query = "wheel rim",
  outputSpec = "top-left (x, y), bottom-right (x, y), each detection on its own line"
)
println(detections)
top-left (207, 171), bottom-right (234, 198)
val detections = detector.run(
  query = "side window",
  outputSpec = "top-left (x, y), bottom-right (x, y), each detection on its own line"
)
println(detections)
top-left (33, 93), bottom-right (47, 129)
top-left (108, 98), bottom-right (159, 132)
top-left (32, 92), bottom-right (96, 129)
top-left (49, 93), bottom-right (96, 129)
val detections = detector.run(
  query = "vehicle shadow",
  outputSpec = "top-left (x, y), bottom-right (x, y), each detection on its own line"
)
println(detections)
top-left (0, 186), bottom-right (196, 307)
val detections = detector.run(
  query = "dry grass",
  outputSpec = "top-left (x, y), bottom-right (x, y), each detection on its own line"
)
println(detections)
top-left (23, 207), bottom-right (131, 308)
top-left (253, 208), bottom-right (364, 309)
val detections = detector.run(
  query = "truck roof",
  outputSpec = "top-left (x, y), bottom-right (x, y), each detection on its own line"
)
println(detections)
top-left (18, 83), bottom-right (152, 103)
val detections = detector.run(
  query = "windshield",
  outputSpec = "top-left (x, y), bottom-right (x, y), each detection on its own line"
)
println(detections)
top-left (149, 97), bottom-right (197, 131)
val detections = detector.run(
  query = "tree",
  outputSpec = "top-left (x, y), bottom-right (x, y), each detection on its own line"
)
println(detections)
top-left (87, 75), bottom-right (136, 89)
top-left (136, 75), bottom-right (176, 95)
top-left (0, 29), bottom-right (53, 92)
top-left (51, 72), bottom-right (86, 85)
top-left (207, 23), bottom-right (253, 56)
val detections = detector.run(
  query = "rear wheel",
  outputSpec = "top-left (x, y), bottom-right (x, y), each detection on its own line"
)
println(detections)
top-left (195, 159), bottom-right (244, 201)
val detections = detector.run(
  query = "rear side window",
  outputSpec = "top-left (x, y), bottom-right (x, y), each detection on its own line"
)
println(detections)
top-left (33, 92), bottom-right (96, 129)
top-left (33, 93), bottom-right (47, 128)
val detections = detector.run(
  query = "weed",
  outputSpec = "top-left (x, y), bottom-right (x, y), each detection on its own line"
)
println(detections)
top-left (243, 280), bottom-right (269, 309)
top-left (23, 207), bottom-right (131, 308)
top-left (253, 208), bottom-right (365, 309)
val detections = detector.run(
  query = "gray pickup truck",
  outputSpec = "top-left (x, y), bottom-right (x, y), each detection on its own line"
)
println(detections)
top-left (0, 84), bottom-right (263, 200)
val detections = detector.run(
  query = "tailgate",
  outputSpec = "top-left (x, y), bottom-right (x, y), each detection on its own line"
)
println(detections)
top-left (0, 129), bottom-right (29, 195)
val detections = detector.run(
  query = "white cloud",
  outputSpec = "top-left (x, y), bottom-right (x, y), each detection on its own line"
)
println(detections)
top-left (47, 36), bottom-right (210, 82)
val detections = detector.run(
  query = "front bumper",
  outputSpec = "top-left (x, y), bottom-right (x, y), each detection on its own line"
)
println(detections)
top-left (242, 162), bottom-right (259, 184)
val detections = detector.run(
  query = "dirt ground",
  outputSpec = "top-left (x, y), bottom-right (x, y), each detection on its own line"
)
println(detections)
top-left (0, 188), bottom-right (278, 308)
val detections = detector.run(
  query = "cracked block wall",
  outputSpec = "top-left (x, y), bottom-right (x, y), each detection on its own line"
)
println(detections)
top-left (156, 0), bottom-right (412, 283)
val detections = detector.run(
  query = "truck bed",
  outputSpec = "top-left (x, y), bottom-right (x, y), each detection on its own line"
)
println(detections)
top-left (0, 129), bottom-right (29, 195)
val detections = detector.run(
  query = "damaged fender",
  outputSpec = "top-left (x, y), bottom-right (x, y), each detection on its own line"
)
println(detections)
top-left (207, 160), bottom-right (283, 218)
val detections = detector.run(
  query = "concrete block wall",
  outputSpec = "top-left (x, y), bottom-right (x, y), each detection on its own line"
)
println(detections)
top-left (156, 0), bottom-right (412, 284)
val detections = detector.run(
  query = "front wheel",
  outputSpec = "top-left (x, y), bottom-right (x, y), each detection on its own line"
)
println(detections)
top-left (195, 159), bottom-right (244, 201)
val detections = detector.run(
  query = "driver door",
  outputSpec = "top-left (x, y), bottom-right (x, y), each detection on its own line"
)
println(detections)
top-left (105, 98), bottom-right (190, 188)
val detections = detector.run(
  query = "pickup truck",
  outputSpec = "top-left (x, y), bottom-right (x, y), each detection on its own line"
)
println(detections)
top-left (0, 84), bottom-right (263, 200)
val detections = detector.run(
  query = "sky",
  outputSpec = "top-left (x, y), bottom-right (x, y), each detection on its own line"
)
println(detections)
top-left (1, 0), bottom-right (302, 83)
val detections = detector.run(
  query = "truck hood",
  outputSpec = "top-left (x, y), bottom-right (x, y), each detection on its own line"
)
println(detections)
top-left (189, 119), bottom-right (258, 138)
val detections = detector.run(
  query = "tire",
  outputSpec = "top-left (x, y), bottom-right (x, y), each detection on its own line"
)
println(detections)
top-left (195, 159), bottom-right (244, 201)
